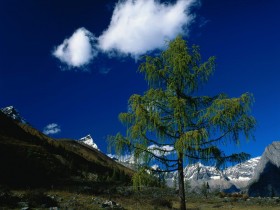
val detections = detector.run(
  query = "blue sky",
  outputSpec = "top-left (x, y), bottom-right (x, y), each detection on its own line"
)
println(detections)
top-left (1, 0), bottom-right (280, 159)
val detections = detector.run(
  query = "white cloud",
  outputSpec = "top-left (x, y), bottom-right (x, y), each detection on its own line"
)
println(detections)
top-left (52, 0), bottom-right (198, 69)
top-left (43, 123), bottom-right (61, 135)
top-left (53, 27), bottom-right (98, 69)
top-left (148, 144), bottom-right (174, 156)
top-left (98, 0), bottom-right (197, 57)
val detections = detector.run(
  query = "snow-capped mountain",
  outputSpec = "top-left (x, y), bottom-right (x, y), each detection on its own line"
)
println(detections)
top-left (1, 106), bottom-right (26, 124)
top-left (224, 157), bottom-right (261, 188)
top-left (166, 162), bottom-right (230, 191)
top-left (107, 154), bottom-right (136, 169)
top-left (78, 134), bottom-right (99, 150)
top-left (183, 163), bottom-right (225, 180)
top-left (107, 151), bottom-right (261, 191)
top-left (166, 157), bottom-right (261, 191)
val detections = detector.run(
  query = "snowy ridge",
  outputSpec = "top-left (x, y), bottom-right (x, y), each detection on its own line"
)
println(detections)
top-left (107, 154), bottom-right (137, 170)
top-left (183, 162), bottom-right (226, 181)
top-left (1, 106), bottom-right (26, 124)
top-left (165, 157), bottom-right (261, 191)
top-left (223, 157), bottom-right (261, 189)
top-left (106, 152), bottom-right (261, 190)
top-left (107, 154), bottom-right (135, 164)
top-left (224, 157), bottom-right (261, 181)
top-left (79, 134), bottom-right (99, 150)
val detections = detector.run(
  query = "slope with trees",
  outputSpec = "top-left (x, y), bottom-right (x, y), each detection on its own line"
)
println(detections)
top-left (0, 111), bottom-right (133, 188)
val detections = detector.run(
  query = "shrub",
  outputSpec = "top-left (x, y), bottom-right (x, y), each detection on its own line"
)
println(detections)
top-left (219, 192), bottom-right (226, 198)
top-left (242, 194), bottom-right (249, 200)
top-left (0, 188), bottom-right (20, 207)
top-left (151, 197), bottom-right (172, 209)
top-left (24, 190), bottom-right (58, 207)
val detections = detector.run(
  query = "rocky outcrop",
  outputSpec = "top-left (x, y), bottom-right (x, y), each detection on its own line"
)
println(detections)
top-left (248, 141), bottom-right (280, 197)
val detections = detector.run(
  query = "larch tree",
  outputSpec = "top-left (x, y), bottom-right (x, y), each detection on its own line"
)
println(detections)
top-left (109, 36), bottom-right (256, 210)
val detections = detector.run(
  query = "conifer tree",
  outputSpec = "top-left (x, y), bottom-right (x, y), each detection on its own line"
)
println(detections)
top-left (109, 36), bottom-right (256, 210)
top-left (201, 182), bottom-right (210, 198)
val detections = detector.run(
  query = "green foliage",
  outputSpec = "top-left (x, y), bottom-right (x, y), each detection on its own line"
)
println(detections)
top-left (110, 35), bottom-right (255, 165)
top-left (109, 35), bottom-right (256, 209)
top-left (132, 168), bottom-right (160, 190)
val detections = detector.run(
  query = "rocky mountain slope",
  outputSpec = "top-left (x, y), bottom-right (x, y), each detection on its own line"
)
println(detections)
top-left (1, 106), bottom-right (26, 123)
top-left (165, 162), bottom-right (230, 192)
top-left (248, 141), bottom-right (280, 197)
top-left (224, 157), bottom-right (260, 189)
top-left (164, 157), bottom-right (260, 192)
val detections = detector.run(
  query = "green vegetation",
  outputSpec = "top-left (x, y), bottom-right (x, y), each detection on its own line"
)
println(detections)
top-left (109, 36), bottom-right (256, 210)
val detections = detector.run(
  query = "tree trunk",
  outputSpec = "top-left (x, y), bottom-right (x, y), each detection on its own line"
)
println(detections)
top-left (178, 153), bottom-right (186, 210)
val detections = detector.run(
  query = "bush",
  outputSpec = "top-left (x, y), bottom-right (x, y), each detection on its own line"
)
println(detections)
top-left (151, 197), bottom-right (172, 209)
top-left (242, 194), bottom-right (249, 200)
top-left (0, 188), bottom-right (20, 207)
top-left (24, 190), bottom-right (58, 207)
top-left (219, 192), bottom-right (226, 198)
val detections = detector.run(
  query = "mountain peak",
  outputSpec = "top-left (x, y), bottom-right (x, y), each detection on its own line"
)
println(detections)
top-left (248, 142), bottom-right (280, 196)
top-left (79, 134), bottom-right (99, 150)
top-left (164, 156), bottom-right (261, 192)
top-left (0, 106), bottom-right (26, 124)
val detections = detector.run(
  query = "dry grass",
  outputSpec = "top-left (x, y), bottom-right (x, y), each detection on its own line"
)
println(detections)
top-left (7, 189), bottom-right (280, 210)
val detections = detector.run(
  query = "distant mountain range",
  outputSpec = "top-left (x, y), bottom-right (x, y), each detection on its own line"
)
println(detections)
top-left (164, 157), bottom-right (260, 192)
top-left (108, 151), bottom-right (261, 192)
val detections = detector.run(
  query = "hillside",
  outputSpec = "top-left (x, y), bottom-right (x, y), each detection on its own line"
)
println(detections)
top-left (0, 111), bottom-right (133, 188)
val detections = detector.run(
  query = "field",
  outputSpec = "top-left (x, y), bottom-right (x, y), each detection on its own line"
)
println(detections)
top-left (1, 187), bottom-right (280, 210)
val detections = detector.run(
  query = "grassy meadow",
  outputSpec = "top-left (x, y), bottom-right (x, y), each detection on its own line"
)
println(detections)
top-left (1, 187), bottom-right (280, 209)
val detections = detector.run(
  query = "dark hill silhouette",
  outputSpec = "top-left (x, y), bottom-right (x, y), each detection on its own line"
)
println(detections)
top-left (0, 111), bottom-right (133, 188)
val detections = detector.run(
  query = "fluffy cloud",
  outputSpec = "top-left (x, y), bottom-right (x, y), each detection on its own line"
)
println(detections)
top-left (43, 123), bottom-right (61, 135)
top-left (98, 0), bottom-right (197, 57)
top-left (53, 27), bottom-right (97, 69)
top-left (148, 144), bottom-right (175, 156)
top-left (53, 0), bottom-right (198, 69)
